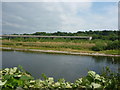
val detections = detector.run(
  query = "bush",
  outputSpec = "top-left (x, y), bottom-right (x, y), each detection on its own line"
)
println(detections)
top-left (91, 44), bottom-right (106, 51)
top-left (106, 40), bottom-right (120, 50)
top-left (0, 66), bottom-right (120, 89)
top-left (91, 40), bottom-right (120, 51)
top-left (2, 42), bottom-right (14, 46)
top-left (16, 43), bottom-right (23, 46)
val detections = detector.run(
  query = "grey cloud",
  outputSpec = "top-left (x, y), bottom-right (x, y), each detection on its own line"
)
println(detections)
top-left (2, 2), bottom-right (65, 34)
top-left (2, 2), bottom-right (118, 34)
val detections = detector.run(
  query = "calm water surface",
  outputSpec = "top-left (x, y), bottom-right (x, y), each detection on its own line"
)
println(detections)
top-left (2, 51), bottom-right (120, 82)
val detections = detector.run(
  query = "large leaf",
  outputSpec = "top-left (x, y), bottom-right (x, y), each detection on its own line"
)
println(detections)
top-left (20, 75), bottom-right (33, 80)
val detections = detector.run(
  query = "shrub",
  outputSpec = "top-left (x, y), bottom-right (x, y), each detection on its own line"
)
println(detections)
top-left (0, 66), bottom-right (119, 89)
top-left (2, 42), bottom-right (14, 46)
top-left (16, 43), bottom-right (23, 46)
top-left (91, 44), bottom-right (106, 51)
top-left (106, 40), bottom-right (120, 50)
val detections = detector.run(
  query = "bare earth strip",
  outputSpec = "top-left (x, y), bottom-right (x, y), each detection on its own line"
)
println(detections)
top-left (1, 47), bottom-right (120, 57)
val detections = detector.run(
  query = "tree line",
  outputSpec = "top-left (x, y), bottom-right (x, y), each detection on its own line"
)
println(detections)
top-left (12, 30), bottom-right (120, 41)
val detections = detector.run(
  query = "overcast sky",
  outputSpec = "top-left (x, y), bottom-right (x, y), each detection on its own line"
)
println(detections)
top-left (2, 2), bottom-right (118, 34)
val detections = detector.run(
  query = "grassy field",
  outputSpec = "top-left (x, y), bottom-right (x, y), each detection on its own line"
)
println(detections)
top-left (1, 38), bottom-right (120, 55)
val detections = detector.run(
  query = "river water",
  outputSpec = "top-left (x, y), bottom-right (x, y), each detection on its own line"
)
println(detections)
top-left (2, 51), bottom-right (120, 82)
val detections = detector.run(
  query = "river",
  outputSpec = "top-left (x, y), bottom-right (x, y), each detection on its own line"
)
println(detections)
top-left (2, 51), bottom-right (120, 82)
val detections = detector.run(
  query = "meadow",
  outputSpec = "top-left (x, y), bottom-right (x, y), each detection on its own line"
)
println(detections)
top-left (1, 37), bottom-right (120, 55)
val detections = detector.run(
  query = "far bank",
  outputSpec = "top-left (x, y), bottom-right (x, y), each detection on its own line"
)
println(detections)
top-left (1, 38), bottom-right (120, 55)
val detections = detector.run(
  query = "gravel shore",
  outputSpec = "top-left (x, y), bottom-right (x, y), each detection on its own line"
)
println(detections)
top-left (1, 47), bottom-right (120, 57)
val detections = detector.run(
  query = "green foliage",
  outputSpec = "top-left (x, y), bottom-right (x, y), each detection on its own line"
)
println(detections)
top-left (1, 66), bottom-right (120, 89)
top-left (1, 66), bottom-right (34, 89)
top-left (11, 30), bottom-right (120, 41)
top-left (101, 67), bottom-right (120, 89)
top-left (2, 31), bottom-right (120, 53)
top-left (106, 40), bottom-right (120, 50)
top-left (91, 40), bottom-right (120, 51)
top-left (2, 42), bottom-right (14, 46)
top-left (91, 43), bottom-right (106, 51)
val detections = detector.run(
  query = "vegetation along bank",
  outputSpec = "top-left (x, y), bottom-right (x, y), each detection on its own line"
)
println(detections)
top-left (1, 30), bottom-right (120, 56)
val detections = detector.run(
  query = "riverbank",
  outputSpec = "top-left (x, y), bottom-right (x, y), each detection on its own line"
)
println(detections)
top-left (1, 47), bottom-right (120, 57)
top-left (1, 39), bottom-right (120, 56)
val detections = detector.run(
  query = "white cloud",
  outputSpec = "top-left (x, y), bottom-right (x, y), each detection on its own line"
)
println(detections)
top-left (2, 2), bottom-right (118, 34)
top-left (44, 2), bottom-right (93, 32)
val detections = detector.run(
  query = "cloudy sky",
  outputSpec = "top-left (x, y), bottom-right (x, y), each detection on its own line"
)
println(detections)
top-left (2, 2), bottom-right (118, 34)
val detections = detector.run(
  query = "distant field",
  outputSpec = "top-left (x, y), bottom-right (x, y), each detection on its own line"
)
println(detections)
top-left (1, 38), bottom-right (120, 55)
top-left (1, 39), bottom-right (95, 52)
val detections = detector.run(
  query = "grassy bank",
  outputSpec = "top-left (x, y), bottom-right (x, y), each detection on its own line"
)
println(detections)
top-left (1, 39), bottom-right (120, 55)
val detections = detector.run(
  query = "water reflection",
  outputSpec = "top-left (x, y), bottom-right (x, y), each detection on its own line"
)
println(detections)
top-left (91, 56), bottom-right (120, 65)
top-left (2, 51), bottom-right (120, 82)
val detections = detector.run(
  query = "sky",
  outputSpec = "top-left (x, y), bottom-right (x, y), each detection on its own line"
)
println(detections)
top-left (2, 1), bottom-right (118, 34)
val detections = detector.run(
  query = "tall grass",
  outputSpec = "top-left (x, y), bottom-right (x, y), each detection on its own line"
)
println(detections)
top-left (2, 38), bottom-right (120, 54)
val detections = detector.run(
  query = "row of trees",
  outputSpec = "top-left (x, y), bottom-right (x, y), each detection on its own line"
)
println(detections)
top-left (13, 30), bottom-right (120, 41)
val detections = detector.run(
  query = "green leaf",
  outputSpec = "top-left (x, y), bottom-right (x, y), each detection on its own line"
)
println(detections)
top-left (41, 73), bottom-right (48, 80)
top-left (88, 71), bottom-right (96, 78)
top-left (3, 75), bottom-right (12, 80)
top-left (20, 75), bottom-right (33, 80)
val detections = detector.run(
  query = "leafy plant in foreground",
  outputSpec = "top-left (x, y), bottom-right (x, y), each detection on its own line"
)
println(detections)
top-left (0, 66), bottom-right (120, 89)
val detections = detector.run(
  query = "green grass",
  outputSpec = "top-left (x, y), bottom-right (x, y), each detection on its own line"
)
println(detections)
top-left (1, 39), bottom-right (94, 50)
top-left (100, 50), bottom-right (120, 55)
top-left (1, 39), bottom-right (120, 55)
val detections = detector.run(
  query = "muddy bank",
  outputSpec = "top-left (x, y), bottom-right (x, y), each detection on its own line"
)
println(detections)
top-left (1, 47), bottom-right (120, 57)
